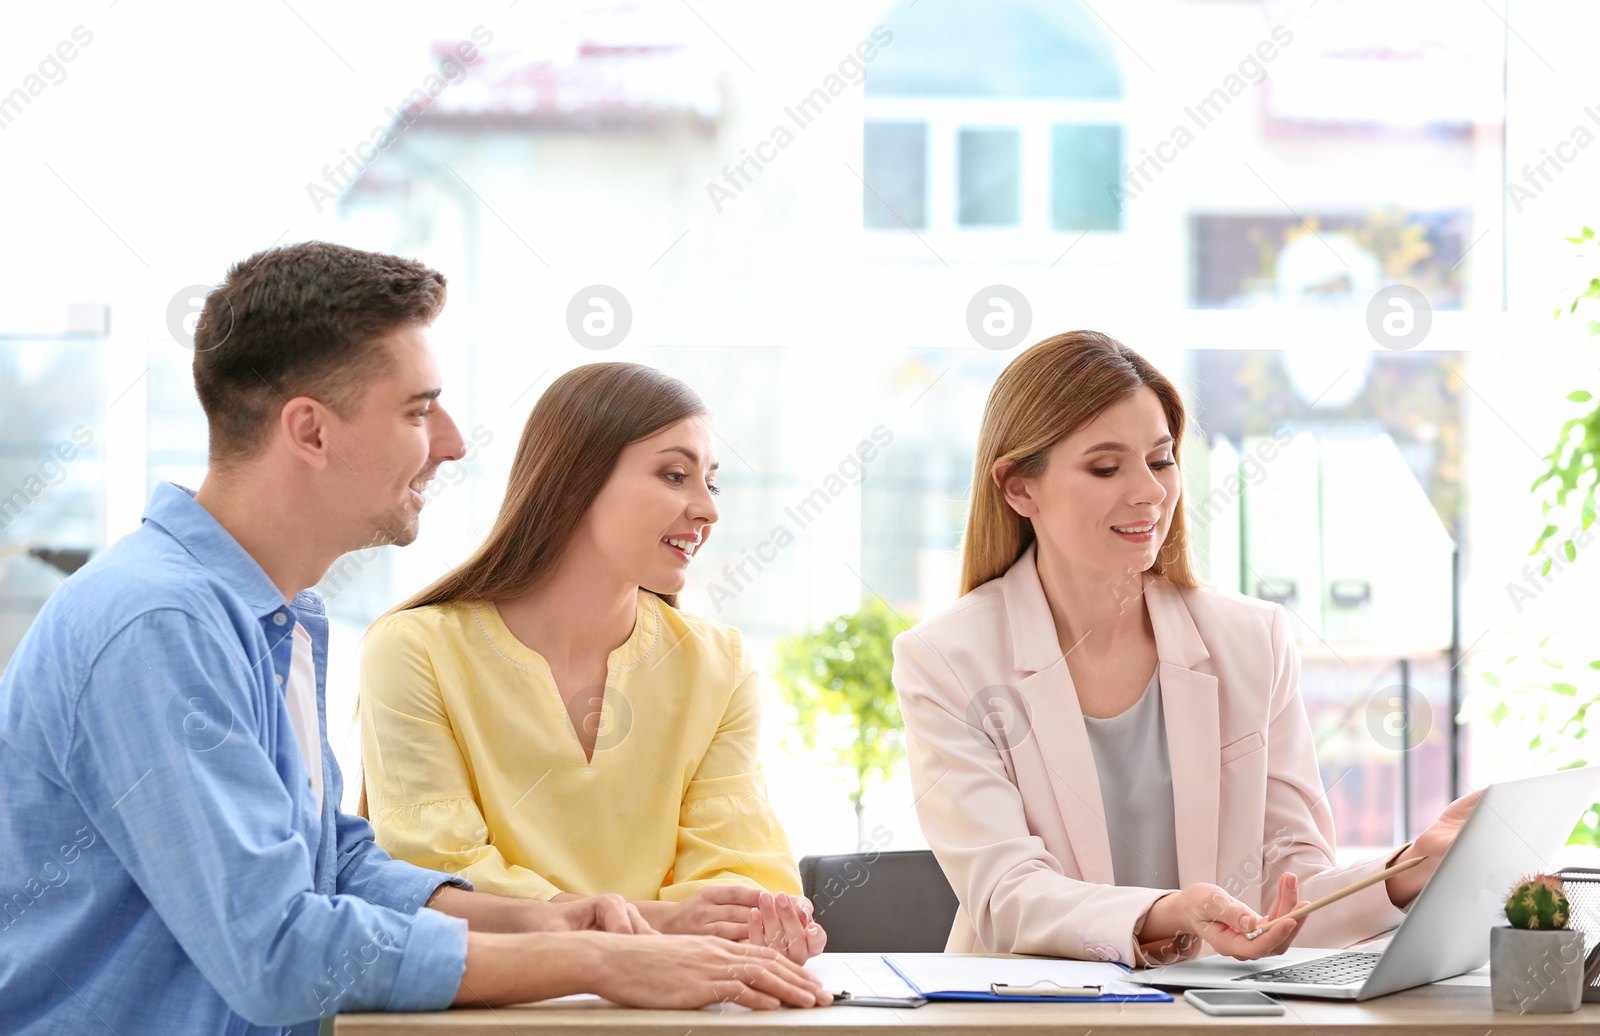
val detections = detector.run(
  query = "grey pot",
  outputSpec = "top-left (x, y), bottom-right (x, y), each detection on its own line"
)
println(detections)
top-left (1489, 927), bottom-right (1587, 1014)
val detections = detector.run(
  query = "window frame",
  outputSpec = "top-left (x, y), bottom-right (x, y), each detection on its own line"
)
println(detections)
top-left (863, 95), bottom-right (1129, 261)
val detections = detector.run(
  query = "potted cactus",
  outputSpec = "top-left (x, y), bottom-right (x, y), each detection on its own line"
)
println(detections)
top-left (1490, 874), bottom-right (1587, 1013)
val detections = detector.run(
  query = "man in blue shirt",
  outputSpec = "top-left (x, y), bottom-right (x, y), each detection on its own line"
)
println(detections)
top-left (0, 242), bottom-right (827, 1034)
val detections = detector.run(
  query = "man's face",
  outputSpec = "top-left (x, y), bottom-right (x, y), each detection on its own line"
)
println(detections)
top-left (329, 324), bottom-right (465, 549)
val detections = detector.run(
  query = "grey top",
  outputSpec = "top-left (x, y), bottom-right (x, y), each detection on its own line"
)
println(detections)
top-left (1082, 667), bottom-right (1182, 891)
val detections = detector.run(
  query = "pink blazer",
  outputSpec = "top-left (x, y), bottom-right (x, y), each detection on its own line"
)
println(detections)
top-left (894, 544), bottom-right (1410, 965)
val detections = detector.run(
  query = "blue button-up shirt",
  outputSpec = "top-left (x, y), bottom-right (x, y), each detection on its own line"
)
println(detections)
top-left (0, 483), bottom-right (469, 1035)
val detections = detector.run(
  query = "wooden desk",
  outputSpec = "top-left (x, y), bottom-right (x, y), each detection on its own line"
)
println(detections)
top-left (334, 954), bottom-right (1600, 1035)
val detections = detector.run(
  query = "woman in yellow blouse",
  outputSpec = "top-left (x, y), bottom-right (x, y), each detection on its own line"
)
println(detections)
top-left (360, 362), bottom-right (824, 961)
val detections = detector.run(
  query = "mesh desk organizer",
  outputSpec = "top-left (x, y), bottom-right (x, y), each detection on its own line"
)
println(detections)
top-left (1556, 867), bottom-right (1600, 1002)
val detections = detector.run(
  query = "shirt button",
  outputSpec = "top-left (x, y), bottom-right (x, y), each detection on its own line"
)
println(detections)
top-left (274, 673), bottom-right (283, 685)
top-left (272, 613), bottom-right (288, 626)
top-left (1085, 941), bottom-right (1119, 962)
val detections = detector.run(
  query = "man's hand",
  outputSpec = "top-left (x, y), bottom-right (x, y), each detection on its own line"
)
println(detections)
top-left (453, 931), bottom-right (831, 1010)
top-left (652, 885), bottom-right (764, 939)
top-left (745, 891), bottom-right (827, 964)
top-left (427, 885), bottom-right (653, 934)
top-left (539, 892), bottom-right (653, 934)
top-left (591, 934), bottom-right (831, 1010)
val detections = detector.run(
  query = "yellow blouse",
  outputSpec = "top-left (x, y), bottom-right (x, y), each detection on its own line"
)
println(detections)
top-left (358, 590), bottom-right (802, 902)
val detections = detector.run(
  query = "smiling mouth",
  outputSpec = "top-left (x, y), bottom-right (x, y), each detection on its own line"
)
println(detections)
top-left (1111, 522), bottom-right (1156, 534)
top-left (663, 535), bottom-right (699, 558)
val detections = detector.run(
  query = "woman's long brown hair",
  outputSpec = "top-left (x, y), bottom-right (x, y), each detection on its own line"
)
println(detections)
top-left (959, 330), bottom-right (1200, 596)
top-left (389, 361), bottom-right (708, 615)
top-left (356, 362), bottom-right (707, 816)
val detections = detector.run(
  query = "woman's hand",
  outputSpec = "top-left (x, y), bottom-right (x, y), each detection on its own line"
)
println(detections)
top-left (746, 891), bottom-right (828, 964)
top-left (1385, 788), bottom-right (1483, 908)
top-left (1140, 872), bottom-right (1306, 964)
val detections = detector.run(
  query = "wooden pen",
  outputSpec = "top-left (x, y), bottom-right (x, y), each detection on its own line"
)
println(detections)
top-left (1245, 856), bottom-right (1428, 939)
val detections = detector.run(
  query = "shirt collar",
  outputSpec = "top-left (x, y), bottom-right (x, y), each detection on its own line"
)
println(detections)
top-left (999, 541), bottom-right (1208, 673)
top-left (142, 482), bottom-right (289, 619)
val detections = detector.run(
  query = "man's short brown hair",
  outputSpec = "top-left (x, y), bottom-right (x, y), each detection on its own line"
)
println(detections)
top-left (192, 241), bottom-right (448, 462)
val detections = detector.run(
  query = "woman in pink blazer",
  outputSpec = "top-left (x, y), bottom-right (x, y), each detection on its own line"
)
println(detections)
top-left (894, 330), bottom-right (1480, 967)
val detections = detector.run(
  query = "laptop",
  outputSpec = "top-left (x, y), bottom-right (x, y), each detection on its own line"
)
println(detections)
top-left (1129, 764), bottom-right (1600, 1000)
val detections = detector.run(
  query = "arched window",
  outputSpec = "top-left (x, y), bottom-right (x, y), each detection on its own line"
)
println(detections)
top-left (863, 0), bottom-right (1124, 233)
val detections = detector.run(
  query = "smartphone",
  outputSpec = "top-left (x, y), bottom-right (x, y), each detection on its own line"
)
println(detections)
top-left (1183, 989), bottom-right (1286, 1016)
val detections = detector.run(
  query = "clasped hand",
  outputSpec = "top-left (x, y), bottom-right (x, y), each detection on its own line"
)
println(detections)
top-left (660, 886), bottom-right (827, 963)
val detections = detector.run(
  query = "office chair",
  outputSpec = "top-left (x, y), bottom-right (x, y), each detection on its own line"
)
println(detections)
top-left (798, 849), bottom-right (960, 952)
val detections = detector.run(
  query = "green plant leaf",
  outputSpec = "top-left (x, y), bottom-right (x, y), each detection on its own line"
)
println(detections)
top-left (1500, 226), bottom-right (1600, 818)
top-left (771, 598), bottom-right (911, 822)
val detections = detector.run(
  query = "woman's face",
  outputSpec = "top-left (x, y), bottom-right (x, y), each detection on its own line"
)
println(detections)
top-left (572, 415), bottom-right (720, 595)
top-left (998, 386), bottom-right (1181, 581)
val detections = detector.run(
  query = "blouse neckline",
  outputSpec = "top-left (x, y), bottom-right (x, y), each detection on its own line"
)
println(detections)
top-left (1082, 666), bottom-right (1160, 725)
top-left (469, 589), bottom-right (664, 673)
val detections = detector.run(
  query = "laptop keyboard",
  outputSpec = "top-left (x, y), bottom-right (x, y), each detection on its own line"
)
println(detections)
top-left (1237, 951), bottom-right (1384, 986)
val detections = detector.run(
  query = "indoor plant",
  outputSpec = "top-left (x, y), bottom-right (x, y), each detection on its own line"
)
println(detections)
top-left (1472, 225), bottom-right (1600, 849)
top-left (1490, 873), bottom-right (1586, 1013)
top-left (773, 598), bottom-right (908, 849)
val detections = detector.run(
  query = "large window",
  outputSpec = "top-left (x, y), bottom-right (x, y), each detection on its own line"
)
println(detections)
top-left (0, 313), bottom-right (107, 662)
top-left (1051, 124), bottom-right (1122, 231)
top-left (13, 0), bottom-right (1594, 861)
top-left (863, 122), bottom-right (927, 229)
top-left (863, 0), bottom-right (1125, 241)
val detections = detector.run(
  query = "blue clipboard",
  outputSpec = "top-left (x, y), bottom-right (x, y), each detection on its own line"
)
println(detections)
top-left (883, 954), bottom-right (1174, 1004)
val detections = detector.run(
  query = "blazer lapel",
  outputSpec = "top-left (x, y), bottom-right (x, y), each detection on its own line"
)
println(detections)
top-left (1003, 547), bottom-right (1117, 885)
top-left (1144, 573), bottom-right (1221, 888)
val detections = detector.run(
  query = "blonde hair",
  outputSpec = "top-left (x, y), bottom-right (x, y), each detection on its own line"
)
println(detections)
top-left (959, 330), bottom-right (1200, 596)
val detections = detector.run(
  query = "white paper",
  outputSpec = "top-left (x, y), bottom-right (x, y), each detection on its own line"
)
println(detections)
top-left (887, 953), bottom-right (1152, 997)
top-left (1431, 965), bottom-right (1492, 987)
top-left (806, 953), bottom-right (920, 998)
